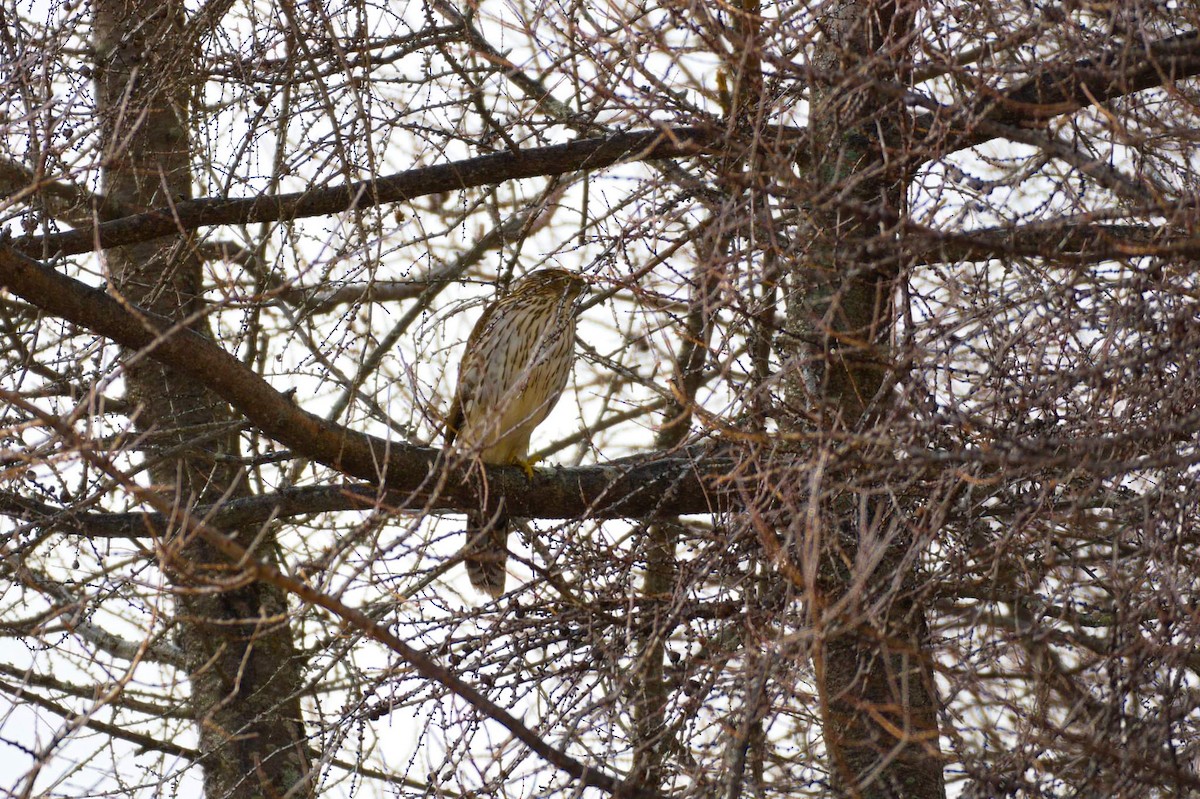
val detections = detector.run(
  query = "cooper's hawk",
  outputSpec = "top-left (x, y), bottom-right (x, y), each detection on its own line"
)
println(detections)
top-left (445, 268), bottom-right (587, 597)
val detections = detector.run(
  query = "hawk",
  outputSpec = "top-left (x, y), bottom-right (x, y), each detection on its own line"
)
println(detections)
top-left (445, 268), bottom-right (588, 597)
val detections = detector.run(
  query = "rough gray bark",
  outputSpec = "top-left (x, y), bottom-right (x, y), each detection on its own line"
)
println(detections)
top-left (91, 2), bottom-right (312, 797)
top-left (784, 2), bottom-right (946, 797)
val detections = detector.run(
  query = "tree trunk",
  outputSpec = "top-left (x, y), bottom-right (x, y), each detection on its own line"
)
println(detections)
top-left (92, 2), bottom-right (311, 797)
top-left (784, 2), bottom-right (946, 796)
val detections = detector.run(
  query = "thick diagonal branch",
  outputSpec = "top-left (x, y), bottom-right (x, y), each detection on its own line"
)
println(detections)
top-left (0, 244), bottom-right (721, 518)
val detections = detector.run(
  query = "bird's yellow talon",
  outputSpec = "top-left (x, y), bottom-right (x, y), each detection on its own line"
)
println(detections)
top-left (513, 457), bottom-right (537, 479)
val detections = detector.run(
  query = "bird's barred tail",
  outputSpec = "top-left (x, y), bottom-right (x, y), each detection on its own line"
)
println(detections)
top-left (463, 513), bottom-right (509, 598)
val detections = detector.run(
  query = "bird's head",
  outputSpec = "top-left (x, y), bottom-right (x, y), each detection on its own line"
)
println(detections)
top-left (511, 268), bottom-right (588, 304)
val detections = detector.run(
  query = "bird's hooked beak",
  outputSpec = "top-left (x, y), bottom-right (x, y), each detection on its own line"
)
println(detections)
top-left (567, 274), bottom-right (591, 306)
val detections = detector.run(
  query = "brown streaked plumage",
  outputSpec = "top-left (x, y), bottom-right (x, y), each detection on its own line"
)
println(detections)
top-left (445, 268), bottom-right (587, 597)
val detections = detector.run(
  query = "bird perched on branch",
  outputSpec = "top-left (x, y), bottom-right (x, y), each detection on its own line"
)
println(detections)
top-left (445, 268), bottom-right (588, 597)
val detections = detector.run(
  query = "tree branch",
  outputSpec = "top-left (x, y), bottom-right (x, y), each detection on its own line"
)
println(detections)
top-left (0, 244), bottom-right (723, 519)
top-left (15, 127), bottom-right (721, 258)
top-left (0, 485), bottom-right (381, 538)
top-left (911, 219), bottom-right (1200, 265)
top-left (16, 394), bottom-right (672, 799)
top-left (9, 31), bottom-right (1199, 262)
top-left (914, 30), bottom-right (1200, 155)
top-left (0, 158), bottom-right (134, 229)
top-left (0, 676), bottom-right (195, 759)
top-left (990, 30), bottom-right (1200, 127)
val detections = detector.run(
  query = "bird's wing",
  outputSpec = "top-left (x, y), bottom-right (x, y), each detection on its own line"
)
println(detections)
top-left (444, 296), bottom-right (502, 446)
